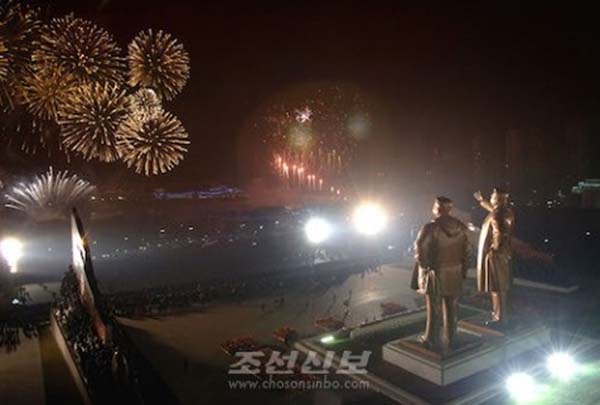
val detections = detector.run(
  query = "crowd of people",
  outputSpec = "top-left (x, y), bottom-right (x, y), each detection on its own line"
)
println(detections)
top-left (0, 285), bottom-right (38, 353)
top-left (0, 319), bottom-right (37, 352)
top-left (105, 261), bottom-right (381, 318)
top-left (54, 268), bottom-right (114, 394)
top-left (53, 267), bottom-right (179, 403)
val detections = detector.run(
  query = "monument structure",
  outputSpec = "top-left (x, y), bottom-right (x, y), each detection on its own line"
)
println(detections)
top-left (473, 188), bottom-right (515, 326)
top-left (380, 189), bottom-right (544, 387)
top-left (411, 196), bottom-right (469, 354)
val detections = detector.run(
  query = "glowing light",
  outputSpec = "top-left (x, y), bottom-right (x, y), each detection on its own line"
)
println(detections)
top-left (505, 372), bottom-right (541, 403)
top-left (353, 202), bottom-right (387, 236)
top-left (260, 84), bottom-right (370, 192)
top-left (304, 217), bottom-right (333, 244)
top-left (320, 334), bottom-right (335, 344)
top-left (347, 113), bottom-right (371, 140)
top-left (289, 125), bottom-right (312, 149)
top-left (1, 237), bottom-right (23, 273)
top-left (546, 352), bottom-right (578, 381)
top-left (295, 106), bottom-right (312, 123)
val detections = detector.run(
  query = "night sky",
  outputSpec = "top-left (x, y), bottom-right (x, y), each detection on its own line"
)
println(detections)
top-left (6, 1), bottom-right (600, 191)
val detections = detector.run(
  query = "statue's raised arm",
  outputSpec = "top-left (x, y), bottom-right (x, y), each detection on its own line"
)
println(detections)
top-left (473, 190), bottom-right (494, 212)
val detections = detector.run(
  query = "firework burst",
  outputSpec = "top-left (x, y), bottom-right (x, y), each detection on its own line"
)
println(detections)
top-left (4, 167), bottom-right (95, 220)
top-left (117, 109), bottom-right (189, 176)
top-left (0, 0), bottom-right (42, 109)
top-left (33, 14), bottom-right (125, 85)
top-left (19, 67), bottom-right (76, 121)
top-left (0, 0), bottom-right (41, 72)
top-left (262, 84), bottom-right (368, 170)
top-left (128, 87), bottom-right (162, 120)
top-left (58, 82), bottom-right (130, 162)
top-left (0, 39), bottom-right (8, 82)
top-left (257, 83), bottom-right (372, 192)
top-left (128, 29), bottom-right (190, 100)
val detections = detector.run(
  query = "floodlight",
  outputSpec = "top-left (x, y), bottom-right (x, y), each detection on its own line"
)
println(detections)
top-left (352, 202), bottom-right (387, 236)
top-left (505, 372), bottom-right (538, 402)
top-left (1, 238), bottom-right (23, 273)
top-left (547, 352), bottom-right (578, 381)
top-left (305, 217), bottom-right (333, 244)
top-left (320, 334), bottom-right (335, 344)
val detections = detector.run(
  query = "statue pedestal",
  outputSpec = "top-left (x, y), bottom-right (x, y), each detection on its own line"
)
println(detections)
top-left (382, 317), bottom-right (549, 386)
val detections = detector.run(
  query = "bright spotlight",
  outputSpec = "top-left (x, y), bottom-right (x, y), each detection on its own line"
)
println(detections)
top-left (1, 237), bottom-right (23, 274)
top-left (320, 334), bottom-right (335, 344)
top-left (353, 202), bottom-right (387, 236)
top-left (547, 352), bottom-right (578, 381)
top-left (305, 217), bottom-right (333, 244)
top-left (505, 372), bottom-right (540, 402)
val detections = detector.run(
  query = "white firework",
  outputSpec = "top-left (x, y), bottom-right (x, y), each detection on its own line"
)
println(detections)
top-left (295, 106), bottom-right (312, 123)
top-left (5, 167), bottom-right (96, 220)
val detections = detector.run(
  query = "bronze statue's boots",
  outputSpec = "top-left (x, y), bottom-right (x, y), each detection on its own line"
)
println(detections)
top-left (418, 335), bottom-right (434, 350)
top-left (487, 292), bottom-right (509, 328)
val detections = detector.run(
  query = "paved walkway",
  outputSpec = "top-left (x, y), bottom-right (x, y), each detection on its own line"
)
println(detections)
top-left (0, 326), bottom-right (83, 405)
top-left (0, 330), bottom-right (46, 405)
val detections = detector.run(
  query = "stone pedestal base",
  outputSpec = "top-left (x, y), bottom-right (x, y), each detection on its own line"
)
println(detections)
top-left (382, 323), bottom-right (549, 385)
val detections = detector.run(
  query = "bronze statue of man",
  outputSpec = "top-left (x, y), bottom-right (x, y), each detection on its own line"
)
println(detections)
top-left (474, 188), bottom-right (515, 325)
top-left (412, 197), bottom-right (470, 353)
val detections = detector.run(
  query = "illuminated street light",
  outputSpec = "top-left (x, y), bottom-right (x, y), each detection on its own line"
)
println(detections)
top-left (352, 202), bottom-right (387, 236)
top-left (547, 352), bottom-right (578, 381)
top-left (505, 372), bottom-right (540, 403)
top-left (305, 217), bottom-right (333, 244)
top-left (1, 237), bottom-right (24, 274)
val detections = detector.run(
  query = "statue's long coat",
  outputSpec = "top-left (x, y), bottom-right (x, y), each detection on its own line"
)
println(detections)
top-left (477, 207), bottom-right (515, 292)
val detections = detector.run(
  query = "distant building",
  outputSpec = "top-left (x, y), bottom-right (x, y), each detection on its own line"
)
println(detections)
top-left (571, 179), bottom-right (600, 208)
top-left (152, 186), bottom-right (244, 200)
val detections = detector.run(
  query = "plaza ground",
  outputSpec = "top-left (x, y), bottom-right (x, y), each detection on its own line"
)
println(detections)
top-left (119, 264), bottom-right (426, 404)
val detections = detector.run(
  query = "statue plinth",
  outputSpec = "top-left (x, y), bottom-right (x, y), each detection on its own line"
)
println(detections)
top-left (382, 316), bottom-right (548, 386)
